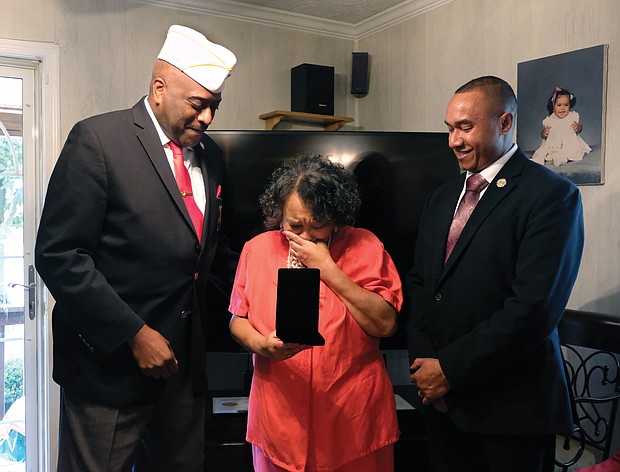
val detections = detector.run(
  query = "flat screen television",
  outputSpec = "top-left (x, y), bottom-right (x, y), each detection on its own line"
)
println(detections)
top-left (204, 130), bottom-right (459, 351)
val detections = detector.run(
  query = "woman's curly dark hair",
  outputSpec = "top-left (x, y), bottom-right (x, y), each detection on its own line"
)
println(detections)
top-left (259, 154), bottom-right (361, 230)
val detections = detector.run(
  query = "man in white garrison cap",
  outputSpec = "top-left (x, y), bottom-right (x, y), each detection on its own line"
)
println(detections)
top-left (35, 25), bottom-right (238, 471)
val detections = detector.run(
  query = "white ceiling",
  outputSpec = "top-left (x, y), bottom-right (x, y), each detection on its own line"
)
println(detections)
top-left (128, 0), bottom-right (453, 39)
top-left (224, 0), bottom-right (410, 24)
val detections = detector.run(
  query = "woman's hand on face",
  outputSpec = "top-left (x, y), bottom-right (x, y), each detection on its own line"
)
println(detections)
top-left (260, 330), bottom-right (309, 361)
top-left (282, 230), bottom-right (334, 270)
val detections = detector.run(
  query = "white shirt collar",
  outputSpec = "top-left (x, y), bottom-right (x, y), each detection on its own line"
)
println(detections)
top-left (468, 143), bottom-right (518, 184)
top-left (144, 97), bottom-right (173, 147)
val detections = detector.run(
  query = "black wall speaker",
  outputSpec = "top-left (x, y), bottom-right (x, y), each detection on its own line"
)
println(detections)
top-left (291, 63), bottom-right (334, 116)
top-left (351, 52), bottom-right (370, 95)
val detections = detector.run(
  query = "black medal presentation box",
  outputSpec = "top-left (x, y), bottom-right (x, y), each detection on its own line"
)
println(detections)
top-left (276, 268), bottom-right (325, 346)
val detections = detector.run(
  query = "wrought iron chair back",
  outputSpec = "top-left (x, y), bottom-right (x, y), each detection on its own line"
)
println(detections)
top-left (555, 309), bottom-right (620, 471)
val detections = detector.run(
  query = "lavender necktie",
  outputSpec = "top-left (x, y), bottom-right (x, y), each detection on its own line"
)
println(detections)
top-left (444, 173), bottom-right (489, 263)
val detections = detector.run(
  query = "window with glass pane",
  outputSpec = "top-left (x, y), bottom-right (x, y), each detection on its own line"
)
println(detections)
top-left (0, 76), bottom-right (25, 469)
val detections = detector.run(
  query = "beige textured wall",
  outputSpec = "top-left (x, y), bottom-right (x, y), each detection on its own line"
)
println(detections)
top-left (358, 0), bottom-right (620, 314)
top-left (0, 0), bottom-right (355, 135)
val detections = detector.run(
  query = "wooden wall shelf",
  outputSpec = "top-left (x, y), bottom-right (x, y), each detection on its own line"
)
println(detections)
top-left (259, 110), bottom-right (353, 131)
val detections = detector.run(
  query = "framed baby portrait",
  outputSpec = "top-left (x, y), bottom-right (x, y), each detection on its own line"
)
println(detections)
top-left (517, 44), bottom-right (608, 185)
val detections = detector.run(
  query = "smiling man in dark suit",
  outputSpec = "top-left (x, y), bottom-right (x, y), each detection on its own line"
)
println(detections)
top-left (35, 25), bottom-right (237, 471)
top-left (407, 76), bottom-right (584, 472)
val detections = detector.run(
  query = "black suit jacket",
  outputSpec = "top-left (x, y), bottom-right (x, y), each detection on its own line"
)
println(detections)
top-left (406, 149), bottom-right (584, 435)
top-left (35, 100), bottom-right (237, 406)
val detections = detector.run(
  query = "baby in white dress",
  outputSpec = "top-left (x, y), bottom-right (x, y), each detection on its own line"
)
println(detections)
top-left (532, 87), bottom-right (591, 167)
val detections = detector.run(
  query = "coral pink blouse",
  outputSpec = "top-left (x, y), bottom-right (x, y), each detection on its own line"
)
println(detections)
top-left (229, 226), bottom-right (403, 472)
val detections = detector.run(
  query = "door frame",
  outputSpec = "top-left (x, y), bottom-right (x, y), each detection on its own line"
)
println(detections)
top-left (0, 37), bottom-right (60, 472)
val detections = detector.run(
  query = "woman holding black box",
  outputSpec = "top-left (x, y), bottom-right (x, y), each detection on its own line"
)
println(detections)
top-left (229, 155), bottom-right (403, 472)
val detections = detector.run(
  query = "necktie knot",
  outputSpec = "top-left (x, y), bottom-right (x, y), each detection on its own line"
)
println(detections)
top-left (169, 140), bottom-right (183, 159)
top-left (466, 173), bottom-right (488, 194)
top-left (168, 140), bottom-right (203, 242)
top-left (444, 173), bottom-right (488, 264)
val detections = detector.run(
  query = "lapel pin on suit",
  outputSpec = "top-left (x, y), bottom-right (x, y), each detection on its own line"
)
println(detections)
top-left (496, 178), bottom-right (507, 188)
top-left (216, 185), bottom-right (223, 231)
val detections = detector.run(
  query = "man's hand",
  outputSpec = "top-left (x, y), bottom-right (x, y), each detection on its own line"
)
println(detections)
top-left (127, 325), bottom-right (179, 379)
top-left (410, 357), bottom-right (451, 406)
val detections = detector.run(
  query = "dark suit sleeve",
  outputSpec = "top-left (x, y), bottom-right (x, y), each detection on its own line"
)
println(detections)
top-left (439, 177), bottom-right (584, 389)
top-left (35, 120), bottom-right (144, 356)
top-left (406, 195), bottom-right (439, 363)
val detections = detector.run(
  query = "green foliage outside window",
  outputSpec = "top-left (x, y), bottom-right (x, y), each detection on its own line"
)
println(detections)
top-left (4, 358), bottom-right (22, 412)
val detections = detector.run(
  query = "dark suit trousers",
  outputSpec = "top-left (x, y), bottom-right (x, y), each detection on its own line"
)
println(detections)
top-left (57, 368), bottom-right (205, 472)
top-left (425, 411), bottom-right (556, 472)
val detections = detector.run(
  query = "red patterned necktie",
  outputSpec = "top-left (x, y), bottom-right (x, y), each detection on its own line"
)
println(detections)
top-left (444, 173), bottom-right (488, 264)
top-left (169, 141), bottom-right (204, 242)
